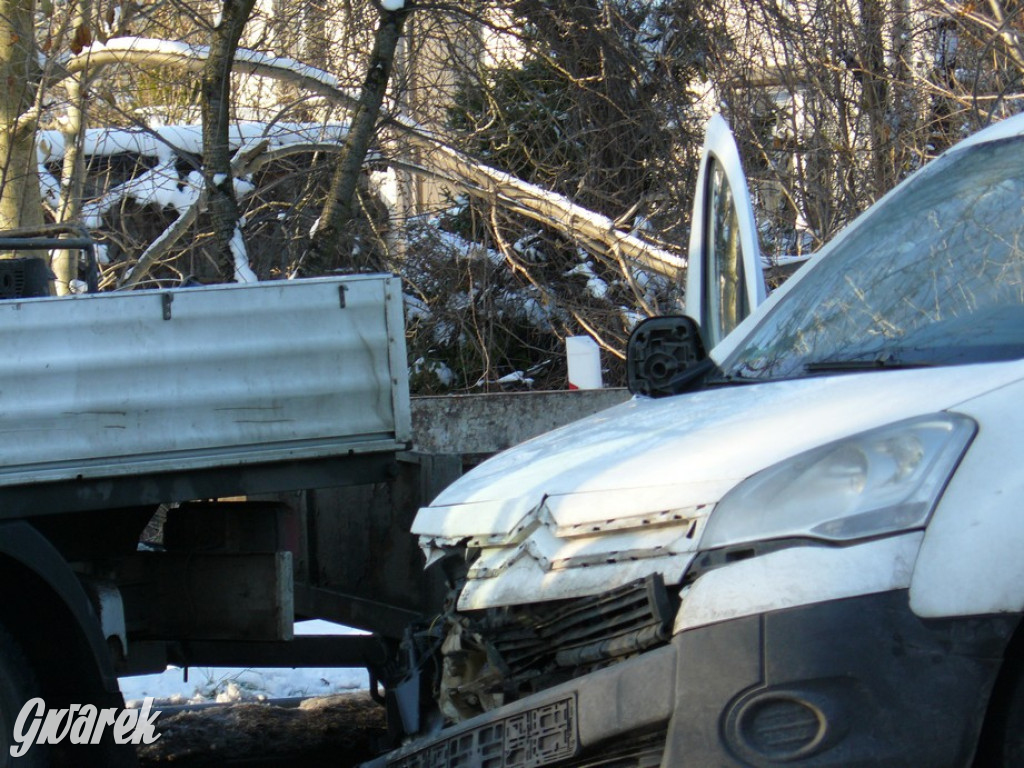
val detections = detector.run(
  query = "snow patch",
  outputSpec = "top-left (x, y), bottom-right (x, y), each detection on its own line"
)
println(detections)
top-left (230, 225), bottom-right (258, 283)
top-left (412, 357), bottom-right (455, 388)
top-left (38, 122), bottom-right (341, 233)
top-left (119, 621), bottom-right (368, 707)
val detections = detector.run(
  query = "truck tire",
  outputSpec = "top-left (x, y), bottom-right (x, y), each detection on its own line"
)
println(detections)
top-left (0, 625), bottom-right (48, 767)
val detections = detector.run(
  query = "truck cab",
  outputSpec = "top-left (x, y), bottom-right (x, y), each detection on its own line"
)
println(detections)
top-left (379, 114), bottom-right (1024, 767)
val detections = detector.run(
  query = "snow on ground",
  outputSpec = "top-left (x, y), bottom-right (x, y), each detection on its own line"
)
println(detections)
top-left (119, 620), bottom-right (370, 707)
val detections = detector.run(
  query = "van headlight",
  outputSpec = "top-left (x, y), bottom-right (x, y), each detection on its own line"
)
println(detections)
top-left (701, 413), bottom-right (975, 548)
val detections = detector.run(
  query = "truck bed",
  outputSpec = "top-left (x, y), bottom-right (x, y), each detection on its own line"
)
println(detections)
top-left (0, 275), bottom-right (410, 513)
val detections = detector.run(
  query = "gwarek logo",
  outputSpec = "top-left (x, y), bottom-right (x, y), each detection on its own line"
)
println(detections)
top-left (9, 697), bottom-right (161, 756)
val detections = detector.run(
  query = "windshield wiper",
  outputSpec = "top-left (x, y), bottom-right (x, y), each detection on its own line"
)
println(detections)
top-left (803, 354), bottom-right (935, 374)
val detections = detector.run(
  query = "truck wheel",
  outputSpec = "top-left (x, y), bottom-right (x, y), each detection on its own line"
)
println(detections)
top-left (0, 625), bottom-right (48, 766)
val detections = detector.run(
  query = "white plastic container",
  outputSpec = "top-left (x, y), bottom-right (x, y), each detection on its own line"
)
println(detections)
top-left (566, 335), bottom-right (603, 390)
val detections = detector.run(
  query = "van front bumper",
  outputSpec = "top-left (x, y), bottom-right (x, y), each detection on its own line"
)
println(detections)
top-left (667, 589), bottom-right (1013, 767)
top-left (372, 590), bottom-right (1016, 767)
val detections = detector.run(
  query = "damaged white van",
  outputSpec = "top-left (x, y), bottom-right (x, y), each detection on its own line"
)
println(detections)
top-left (378, 113), bottom-right (1024, 768)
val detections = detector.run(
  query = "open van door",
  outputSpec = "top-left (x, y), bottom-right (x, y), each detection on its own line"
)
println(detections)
top-left (685, 114), bottom-right (766, 349)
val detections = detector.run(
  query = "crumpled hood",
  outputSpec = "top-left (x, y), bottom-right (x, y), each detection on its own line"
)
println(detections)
top-left (418, 361), bottom-right (1024, 539)
top-left (413, 361), bottom-right (1024, 609)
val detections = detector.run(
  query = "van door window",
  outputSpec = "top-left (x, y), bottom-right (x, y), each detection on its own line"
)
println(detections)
top-left (686, 115), bottom-right (766, 350)
top-left (704, 158), bottom-right (750, 346)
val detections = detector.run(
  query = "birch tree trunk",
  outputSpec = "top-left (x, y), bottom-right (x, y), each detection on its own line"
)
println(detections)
top-left (53, 0), bottom-right (92, 293)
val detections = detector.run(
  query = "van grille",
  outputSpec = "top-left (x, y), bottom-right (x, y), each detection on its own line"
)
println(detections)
top-left (483, 575), bottom-right (676, 690)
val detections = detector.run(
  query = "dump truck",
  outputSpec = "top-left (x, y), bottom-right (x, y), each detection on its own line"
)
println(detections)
top-left (0, 246), bottom-right (424, 765)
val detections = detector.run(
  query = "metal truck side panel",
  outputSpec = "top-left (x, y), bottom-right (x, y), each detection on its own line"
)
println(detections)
top-left (0, 275), bottom-right (409, 486)
top-left (382, 275), bottom-right (413, 446)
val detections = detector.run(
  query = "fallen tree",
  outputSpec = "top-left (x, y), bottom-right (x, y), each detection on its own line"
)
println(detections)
top-left (49, 37), bottom-right (685, 288)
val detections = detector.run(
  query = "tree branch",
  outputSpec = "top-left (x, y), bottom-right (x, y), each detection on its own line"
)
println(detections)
top-left (51, 37), bottom-right (685, 280)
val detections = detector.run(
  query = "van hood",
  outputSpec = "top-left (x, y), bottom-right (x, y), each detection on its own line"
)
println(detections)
top-left (414, 362), bottom-right (1024, 609)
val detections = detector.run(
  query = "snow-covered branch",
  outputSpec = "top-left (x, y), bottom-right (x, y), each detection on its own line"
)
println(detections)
top-left (118, 139), bottom-right (268, 288)
top-left (52, 37), bottom-right (685, 281)
top-left (53, 38), bottom-right (362, 104)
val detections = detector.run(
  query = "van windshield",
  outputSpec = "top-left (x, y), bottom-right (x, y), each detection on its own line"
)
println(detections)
top-left (720, 136), bottom-right (1024, 381)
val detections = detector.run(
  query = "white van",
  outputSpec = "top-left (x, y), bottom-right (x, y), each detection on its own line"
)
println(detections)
top-left (381, 113), bottom-right (1024, 768)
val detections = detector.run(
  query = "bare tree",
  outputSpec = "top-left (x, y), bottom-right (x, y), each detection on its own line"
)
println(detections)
top-left (938, 0), bottom-right (1024, 122)
top-left (51, 0), bottom-right (93, 292)
top-left (0, 0), bottom-right (46, 238)
top-left (5, 0), bottom-right (1023, 391)
top-left (697, 0), bottom-right (1023, 263)
top-left (202, 0), bottom-right (258, 282)
top-left (304, 0), bottom-right (412, 274)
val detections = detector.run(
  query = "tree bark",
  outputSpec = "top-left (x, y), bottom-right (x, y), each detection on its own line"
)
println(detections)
top-left (858, 0), bottom-right (894, 198)
top-left (0, 0), bottom-right (46, 241)
top-left (53, 0), bottom-right (92, 293)
top-left (305, 4), bottom-right (411, 274)
top-left (201, 0), bottom-right (257, 282)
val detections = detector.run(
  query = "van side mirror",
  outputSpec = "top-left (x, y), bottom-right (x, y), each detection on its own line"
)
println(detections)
top-left (626, 316), bottom-right (707, 397)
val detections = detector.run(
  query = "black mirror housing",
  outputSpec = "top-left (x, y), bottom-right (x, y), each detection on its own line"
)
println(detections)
top-left (626, 316), bottom-right (707, 397)
top-left (0, 257), bottom-right (53, 299)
